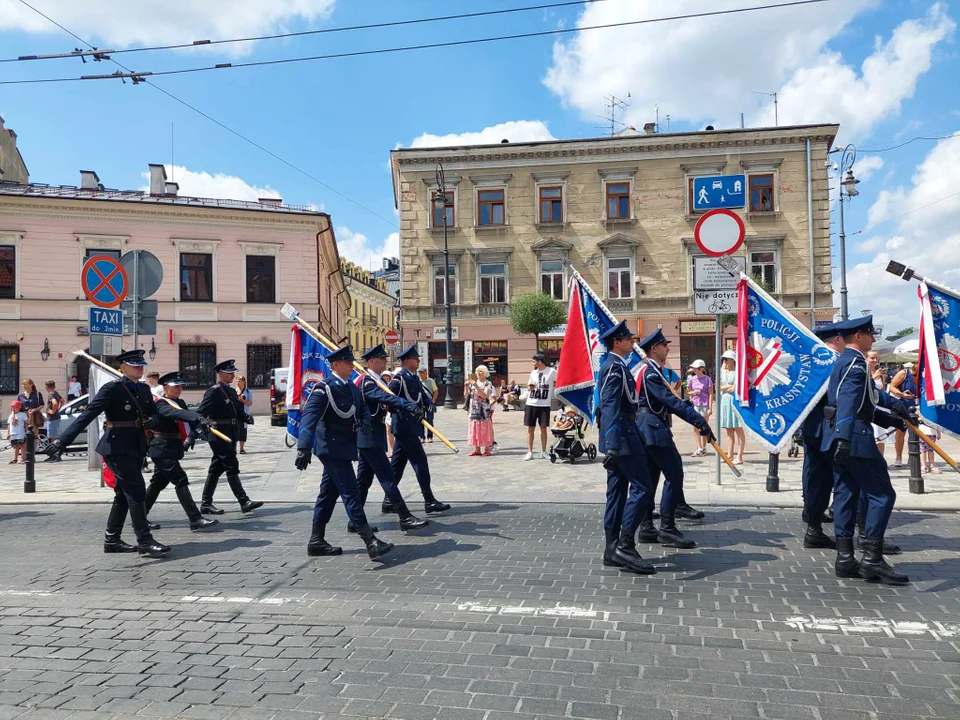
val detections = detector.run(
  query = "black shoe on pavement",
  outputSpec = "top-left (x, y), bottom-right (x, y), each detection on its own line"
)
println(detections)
top-left (137, 539), bottom-right (172, 558)
top-left (399, 514), bottom-right (429, 531)
top-left (147, 521), bottom-right (161, 530)
top-left (835, 538), bottom-right (861, 579)
top-left (307, 521), bottom-right (342, 556)
top-left (381, 501), bottom-right (398, 514)
top-left (103, 536), bottom-right (138, 554)
top-left (675, 503), bottom-right (705, 521)
top-left (658, 516), bottom-right (697, 549)
top-left (803, 525), bottom-right (837, 549)
top-left (200, 504), bottom-right (225, 515)
top-left (190, 517), bottom-right (219, 531)
top-left (240, 499), bottom-right (264, 514)
top-left (602, 530), bottom-right (623, 567)
top-left (359, 527), bottom-right (394, 561)
top-left (859, 537), bottom-right (909, 585)
top-left (347, 522), bottom-right (378, 534)
top-left (613, 530), bottom-right (656, 574)
top-left (424, 500), bottom-right (451, 514)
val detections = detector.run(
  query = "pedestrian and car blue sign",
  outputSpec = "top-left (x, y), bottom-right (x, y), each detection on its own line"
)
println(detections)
top-left (89, 307), bottom-right (124, 336)
top-left (693, 174), bottom-right (746, 211)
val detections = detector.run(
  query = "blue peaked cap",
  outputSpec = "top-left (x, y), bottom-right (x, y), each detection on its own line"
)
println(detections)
top-left (834, 315), bottom-right (877, 336)
top-left (327, 345), bottom-right (355, 364)
top-left (397, 344), bottom-right (420, 361)
top-left (117, 349), bottom-right (148, 366)
top-left (362, 344), bottom-right (389, 361)
top-left (637, 328), bottom-right (670, 352)
top-left (599, 320), bottom-right (639, 347)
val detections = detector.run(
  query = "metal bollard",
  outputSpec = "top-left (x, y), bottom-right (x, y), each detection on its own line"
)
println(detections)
top-left (766, 452), bottom-right (780, 492)
top-left (24, 424), bottom-right (35, 493)
top-left (908, 420), bottom-right (924, 495)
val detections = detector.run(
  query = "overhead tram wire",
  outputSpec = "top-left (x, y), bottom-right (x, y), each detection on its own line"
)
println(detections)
top-left (2, 0), bottom-right (617, 64)
top-left (1, 0), bottom-right (833, 86)
top-left (9, 0), bottom-right (399, 229)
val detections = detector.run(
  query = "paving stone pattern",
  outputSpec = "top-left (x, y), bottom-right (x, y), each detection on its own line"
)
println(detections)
top-left (0, 502), bottom-right (957, 719)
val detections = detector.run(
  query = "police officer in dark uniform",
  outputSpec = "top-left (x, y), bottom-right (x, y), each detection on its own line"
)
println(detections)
top-left (799, 322), bottom-right (845, 549)
top-left (356, 345), bottom-right (429, 532)
top-left (386, 345), bottom-right (450, 515)
top-left (822, 315), bottom-right (910, 585)
top-left (295, 345), bottom-right (394, 561)
top-left (597, 321), bottom-right (655, 575)
top-left (143, 372), bottom-right (218, 532)
top-left (45, 350), bottom-right (170, 557)
top-left (634, 329), bottom-right (713, 549)
top-left (199, 360), bottom-right (263, 515)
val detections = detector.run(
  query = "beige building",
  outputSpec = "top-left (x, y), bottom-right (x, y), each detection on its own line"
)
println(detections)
top-left (0, 116), bottom-right (29, 185)
top-left (390, 124), bottom-right (838, 401)
top-left (341, 258), bottom-right (398, 357)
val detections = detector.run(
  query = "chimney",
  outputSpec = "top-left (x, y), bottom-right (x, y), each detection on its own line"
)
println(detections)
top-left (148, 164), bottom-right (167, 195)
top-left (258, 197), bottom-right (282, 206)
top-left (79, 170), bottom-right (101, 190)
top-left (164, 181), bottom-right (179, 195)
top-left (643, 122), bottom-right (657, 135)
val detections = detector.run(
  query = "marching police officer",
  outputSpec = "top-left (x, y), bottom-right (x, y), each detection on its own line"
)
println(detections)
top-left (45, 350), bottom-right (170, 557)
top-left (356, 345), bottom-right (429, 532)
top-left (634, 329), bottom-right (713, 549)
top-left (822, 315), bottom-right (911, 585)
top-left (387, 345), bottom-right (450, 515)
top-left (799, 322), bottom-right (845, 549)
top-left (597, 321), bottom-right (655, 575)
top-left (295, 345), bottom-right (395, 561)
top-left (143, 372), bottom-right (219, 532)
top-left (199, 360), bottom-right (263, 515)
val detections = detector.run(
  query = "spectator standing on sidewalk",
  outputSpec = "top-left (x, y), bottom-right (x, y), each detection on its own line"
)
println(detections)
top-left (236, 375), bottom-right (253, 454)
top-left (43, 381), bottom-right (63, 439)
top-left (867, 350), bottom-right (887, 456)
top-left (687, 360), bottom-right (714, 456)
top-left (7, 400), bottom-right (26, 464)
top-left (145, 372), bottom-right (164, 398)
top-left (523, 353), bottom-right (556, 461)
top-left (718, 352), bottom-right (745, 465)
top-left (466, 366), bottom-right (494, 456)
top-left (17, 379), bottom-right (44, 433)
top-left (67, 376), bottom-right (82, 402)
top-left (888, 361), bottom-right (918, 466)
top-left (418, 367), bottom-right (438, 444)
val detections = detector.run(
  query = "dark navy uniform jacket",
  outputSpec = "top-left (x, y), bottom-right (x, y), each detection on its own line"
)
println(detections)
top-left (148, 396), bottom-right (203, 461)
top-left (821, 347), bottom-right (906, 458)
top-left (597, 353), bottom-right (644, 457)
top-left (801, 398), bottom-right (826, 443)
top-left (57, 378), bottom-right (158, 459)
top-left (297, 374), bottom-right (372, 462)
top-left (635, 359), bottom-right (706, 447)
top-left (198, 383), bottom-right (245, 445)
top-left (356, 372), bottom-right (417, 451)
top-left (388, 369), bottom-right (433, 439)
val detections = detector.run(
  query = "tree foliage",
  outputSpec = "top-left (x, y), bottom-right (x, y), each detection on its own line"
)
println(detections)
top-left (884, 326), bottom-right (916, 342)
top-left (509, 292), bottom-right (567, 342)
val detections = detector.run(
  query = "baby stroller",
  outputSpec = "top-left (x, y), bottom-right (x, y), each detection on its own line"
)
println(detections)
top-left (549, 410), bottom-right (597, 464)
top-left (787, 429), bottom-right (803, 458)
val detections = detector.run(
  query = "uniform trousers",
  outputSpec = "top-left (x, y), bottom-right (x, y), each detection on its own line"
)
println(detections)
top-left (103, 456), bottom-right (151, 543)
top-left (833, 456), bottom-right (896, 539)
top-left (313, 458), bottom-right (370, 528)
top-left (357, 448), bottom-right (406, 507)
top-left (643, 444), bottom-right (684, 517)
top-left (604, 451), bottom-right (650, 535)
top-left (801, 442), bottom-right (833, 521)
top-left (390, 435), bottom-right (436, 502)
top-left (202, 440), bottom-right (248, 505)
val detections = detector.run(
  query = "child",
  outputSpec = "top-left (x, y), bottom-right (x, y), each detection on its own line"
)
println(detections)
top-left (7, 400), bottom-right (27, 464)
top-left (919, 423), bottom-right (942, 474)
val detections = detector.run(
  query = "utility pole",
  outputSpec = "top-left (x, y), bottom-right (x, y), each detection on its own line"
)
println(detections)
top-left (752, 91), bottom-right (778, 126)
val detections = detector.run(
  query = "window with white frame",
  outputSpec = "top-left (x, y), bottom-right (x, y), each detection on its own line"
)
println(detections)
top-left (749, 250), bottom-right (778, 291)
top-left (540, 260), bottom-right (564, 300)
top-left (479, 263), bottom-right (507, 304)
top-left (606, 257), bottom-right (633, 299)
top-left (433, 264), bottom-right (458, 305)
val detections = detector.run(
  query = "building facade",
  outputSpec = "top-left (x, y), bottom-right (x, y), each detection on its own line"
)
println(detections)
top-left (0, 164), bottom-right (347, 414)
top-left (341, 258), bottom-right (398, 357)
top-left (0, 116), bottom-right (28, 185)
top-left (390, 125), bottom-right (837, 401)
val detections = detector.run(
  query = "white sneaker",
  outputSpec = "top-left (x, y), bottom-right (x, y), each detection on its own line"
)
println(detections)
top-left (540, 452), bottom-right (550, 460)
top-left (523, 452), bottom-right (534, 461)
top-left (894, 457), bottom-right (903, 467)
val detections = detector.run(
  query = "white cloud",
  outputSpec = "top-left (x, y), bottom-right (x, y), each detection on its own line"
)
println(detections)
top-left (408, 121), bottom-right (556, 148)
top-left (336, 226), bottom-right (399, 272)
top-left (0, 0), bottom-right (335, 53)
top-left (854, 155), bottom-right (884, 183)
top-left (139, 165), bottom-right (281, 201)
top-left (846, 133), bottom-right (960, 330)
top-left (544, 1), bottom-right (953, 140)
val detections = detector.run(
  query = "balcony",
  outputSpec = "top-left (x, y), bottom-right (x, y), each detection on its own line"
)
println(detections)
top-left (606, 298), bottom-right (635, 314)
top-left (431, 305), bottom-right (462, 319)
top-left (478, 303), bottom-right (510, 317)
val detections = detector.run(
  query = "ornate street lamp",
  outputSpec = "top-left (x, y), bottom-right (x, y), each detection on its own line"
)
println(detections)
top-left (433, 162), bottom-right (457, 409)
top-left (149, 338), bottom-right (157, 361)
top-left (834, 144), bottom-right (859, 320)
top-left (40, 338), bottom-right (50, 363)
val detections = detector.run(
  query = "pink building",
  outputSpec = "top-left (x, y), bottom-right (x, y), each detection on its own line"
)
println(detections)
top-left (0, 164), bottom-right (347, 413)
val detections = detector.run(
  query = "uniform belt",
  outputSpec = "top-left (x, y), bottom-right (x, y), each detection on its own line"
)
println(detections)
top-left (210, 419), bottom-right (236, 426)
top-left (151, 431), bottom-right (181, 439)
top-left (105, 420), bottom-right (141, 428)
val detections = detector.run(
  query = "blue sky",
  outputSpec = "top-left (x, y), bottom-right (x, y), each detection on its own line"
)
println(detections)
top-left (1, 0), bottom-right (958, 332)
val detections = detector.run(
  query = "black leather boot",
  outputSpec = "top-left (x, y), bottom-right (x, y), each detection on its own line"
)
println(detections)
top-left (103, 499), bottom-right (136, 553)
top-left (859, 537), bottom-right (909, 585)
top-left (347, 522), bottom-right (378, 533)
top-left (803, 523), bottom-right (837, 549)
top-left (227, 475), bottom-right (263, 513)
top-left (175, 486), bottom-right (218, 531)
top-left (396, 502), bottom-right (429, 531)
top-left (857, 514), bottom-right (901, 554)
top-left (144, 477), bottom-right (165, 529)
top-left (835, 537), bottom-right (860, 578)
top-left (658, 513), bottom-right (697, 549)
top-left (613, 530), bottom-right (656, 574)
top-left (424, 499), bottom-right (451, 514)
top-left (637, 508), bottom-right (659, 543)
top-left (359, 525), bottom-right (394, 561)
top-left (128, 502), bottom-right (171, 558)
top-left (602, 529), bottom-right (623, 567)
top-left (307, 521), bottom-right (342, 556)
top-left (381, 500), bottom-right (398, 514)
top-left (675, 503), bottom-right (705, 521)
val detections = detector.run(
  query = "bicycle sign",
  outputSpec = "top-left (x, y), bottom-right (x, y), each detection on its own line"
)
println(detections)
top-left (695, 289), bottom-right (737, 316)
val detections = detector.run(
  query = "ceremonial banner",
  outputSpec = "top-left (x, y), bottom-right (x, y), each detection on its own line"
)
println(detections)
top-left (555, 268), bottom-right (642, 423)
top-left (917, 280), bottom-right (960, 438)
top-left (285, 326), bottom-right (359, 438)
top-left (735, 274), bottom-right (835, 452)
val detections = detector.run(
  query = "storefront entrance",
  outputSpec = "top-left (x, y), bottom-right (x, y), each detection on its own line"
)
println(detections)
top-left (428, 341), bottom-right (465, 404)
top-left (473, 341), bottom-right (508, 387)
top-left (679, 333), bottom-right (715, 383)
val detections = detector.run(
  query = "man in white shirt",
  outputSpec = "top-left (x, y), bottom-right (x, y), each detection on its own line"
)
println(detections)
top-left (523, 353), bottom-right (556, 461)
top-left (67, 376), bottom-right (82, 402)
top-left (145, 371), bottom-right (165, 398)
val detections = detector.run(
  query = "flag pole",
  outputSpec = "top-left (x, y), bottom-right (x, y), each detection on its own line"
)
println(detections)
top-left (904, 418), bottom-right (960, 474)
top-left (73, 350), bottom-right (232, 443)
top-left (281, 305), bottom-right (458, 454)
top-left (562, 262), bottom-right (741, 478)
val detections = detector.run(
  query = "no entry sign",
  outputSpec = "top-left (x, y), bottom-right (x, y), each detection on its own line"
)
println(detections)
top-left (384, 330), bottom-right (400, 345)
top-left (82, 255), bottom-right (128, 309)
top-left (694, 209), bottom-right (745, 257)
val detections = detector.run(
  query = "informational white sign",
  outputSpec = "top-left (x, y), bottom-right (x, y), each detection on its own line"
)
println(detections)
top-left (464, 340), bottom-right (473, 375)
top-left (694, 289), bottom-right (738, 315)
top-left (694, 256), bottom-right (744, 291)
top-left (433, 326), bottom-right (460, 340)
